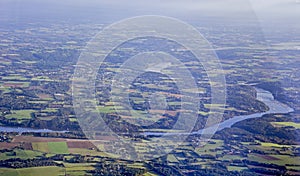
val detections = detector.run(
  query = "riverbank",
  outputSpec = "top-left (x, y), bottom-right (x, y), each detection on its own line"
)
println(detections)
top-left (144, 87), bottom-right (294, 136)
top-left (0, 87), bottom-right (294, 135)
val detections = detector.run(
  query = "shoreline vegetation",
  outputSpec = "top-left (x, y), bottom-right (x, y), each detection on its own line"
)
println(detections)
top-left (0, 87), bottom-right (294, 136)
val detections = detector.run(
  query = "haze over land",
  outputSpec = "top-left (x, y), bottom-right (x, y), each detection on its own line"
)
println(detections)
top-left (0, 0), bottom-right (299, 175)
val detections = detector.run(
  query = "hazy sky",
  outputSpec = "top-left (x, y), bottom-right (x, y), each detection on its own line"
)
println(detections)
top-left (0, 0), bottom-right (299, 24)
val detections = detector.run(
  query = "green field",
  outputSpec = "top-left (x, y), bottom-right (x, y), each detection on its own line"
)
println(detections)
top-left (32, 142), bottom-right (49, 153)
top-left (28, 101), bottom-right (49, 104)
top-left (227, 166), bottom-right (248, 172)
top-left (31, 142), bottom-right (69, 154)
top-left (5, 110), bottom-right (35, 119)
top-left (31, 76), bottom-right (53, 82)
top-left (260, 142), bottom-right (292, 148)
top-left (271, 122), bottom-right (300, 129)
top-left (64, 163), bottom-right (95, 171)
top-left (48, 142), bottom-right (69, 154)
top-left (0, 166), bottom-right (64, 176)
top-left (127, 163), bottom-right (146, 170)
top-left (220, 155), bottom-right (245, 161)
top-left (0, 87), bottom-right (12, 94)
top-left (63, 163), bottom-right (95, 175)
top-left (69, 118), bottom-right (78, 122)
top-left (3, 81), bottom-right (30, 88)
top-left (269, 155), bottom-right (300, 165)
top-left (41, 108), bottom-right (58, 113)
top-left (143, 172), bottom-right (159, 176)
top-left (2, 75), bottom-right (28, 81)
top-left (167, 154), bottom-right (179, 163)
top-left (95, 105), bottom-right (126, 114)
top-left (68, 148), bottom-right (117, 158)
top-left (0, 149), bottom-right (43, 161)
top-left (249, 154), bottom-right (300, 166)
top-left (195, 140), bottom-right (224, 156)
top-left (198, 111), bottom-right (210, 116)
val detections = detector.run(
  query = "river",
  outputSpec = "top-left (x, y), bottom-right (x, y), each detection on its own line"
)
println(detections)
top-left (195, 87), bottom-right (294, 134)
top-left (0, 126), bottom-right (67, 134)
top-left (0, 88), bottom-right (294, 134)
top-left (144, 87), bottom-right (294, 136)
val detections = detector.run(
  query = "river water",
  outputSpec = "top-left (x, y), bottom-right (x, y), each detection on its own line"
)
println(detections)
top-left (0, 88), bottom-right (294, 134)
top-left (0, 126), bottom-right (67, 134)
top-left (195, 88), bottom-right (294, 134)
top-left (144, 88), bottom-right (294, 136)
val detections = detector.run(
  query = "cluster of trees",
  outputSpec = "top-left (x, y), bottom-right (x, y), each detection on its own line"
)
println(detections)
top-left (146, 163), bottom-right (183, 176)
top-left (213, 113), bottom-right (299, 145)
top-left (33, 48), bottom-right (80, 68)
top-left (225, 85), bottom-right (269, 118)
top-left (245, 160), bottom-right (287, 175)
top-left (0, 132), bottom-right (11, 142)
top-left (0, 93), bottom-right (30, 110)
top-left (0, 158), bottom-right (58, 168)
top-left (232, 114), bottom-right (298, 144)
top-left (90, 163), bottom-right (146, 176)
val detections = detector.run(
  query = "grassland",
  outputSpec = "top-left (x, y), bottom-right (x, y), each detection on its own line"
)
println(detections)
top-left (260, 142), bottom-right (293, 148)
top-left (227, 166), bottom-right (248, 172)
top-left (0, 149), bottom-right (43, 161)
top-left (271, 122), bottom-right (300, 129)
top-left (195, 140), bottom-right (224, 156)
top-left (68, 148), bottom-right (112, 157)
top-left (48, 142), bottom-right (69, 154)
top-left (5, 110), bottom-right (35, 120)
top-left (167, 154), bottom-right (178, 163)
top-left (2, 75), bottom-right (29, 81)
top-left (41, 108), bottom-right (58, 113)
top-left (3, 81), bottom-right (30, 88)
top-left (63, 163), bottom-right (95, 175)
top-left (32, 142), bottom-right (49, 153)
top-left (142, 172), bottom-right (159, 176)
top-left (220, 155), bottom-right (246, 161)
top-left (0, 166), bottom-right (64, 176)
top-left (31, 76), bottom-right (54, 82)
top-left (32, 141), bottom-right (69, 154)
top-left (248, 154), bottom-right (300, 166)
top-left (95, 105), bottom-right (126, 114)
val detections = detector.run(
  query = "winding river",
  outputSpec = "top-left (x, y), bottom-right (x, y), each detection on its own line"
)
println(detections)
top-left (195, 87), bottom-right (294, 134)
top-left (0, 88), bottom-right (294, 134)
top-left (144, 87), bottom-right (294, 136)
